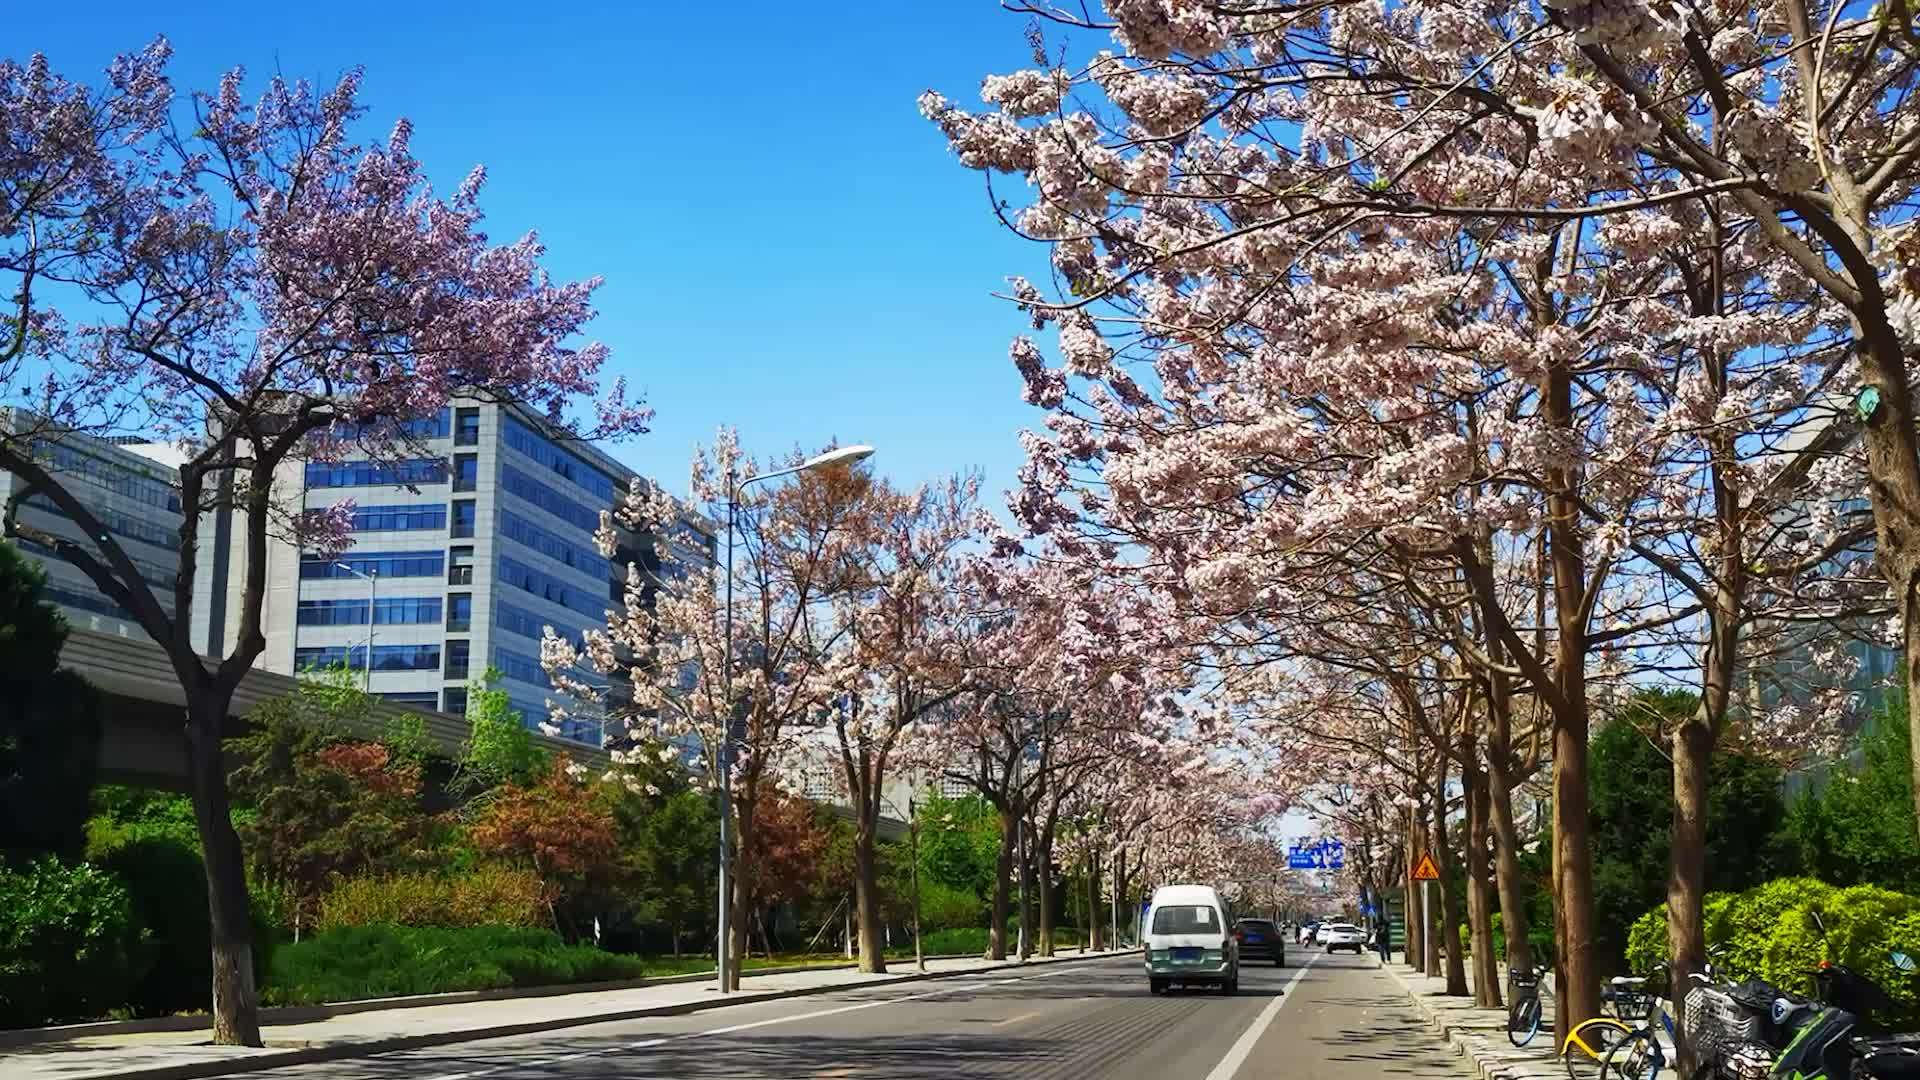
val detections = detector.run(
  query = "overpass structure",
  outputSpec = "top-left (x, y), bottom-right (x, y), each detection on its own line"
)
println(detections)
top-left (59, 625), bottom-right (904, 838)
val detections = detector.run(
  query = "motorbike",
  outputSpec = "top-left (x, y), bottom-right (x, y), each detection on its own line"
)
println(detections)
top-left (1687, 910), bottom-right (1920, 1080)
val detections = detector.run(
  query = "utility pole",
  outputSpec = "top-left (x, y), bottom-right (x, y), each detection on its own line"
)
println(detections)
top-left (910, 795), bottom-right (925, 972)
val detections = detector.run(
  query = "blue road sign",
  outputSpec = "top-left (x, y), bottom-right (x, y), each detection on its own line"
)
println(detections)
top-left (1287, 839), bottom-right (1346, 871)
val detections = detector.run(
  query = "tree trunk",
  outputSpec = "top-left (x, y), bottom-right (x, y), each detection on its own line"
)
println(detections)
top-left (1405, 809), bottom-right (1424, 970)
top-left (1481, 621), bottom-right (1535, 977)
top-left (186, 692), bottom-right (261, 1047)
top-left (1431, 799), bottom-right (1468, 996)
top-left (1088, 851), bottom-right (1104, 952)
top-left (990, 805), bottom-right (1016, 961)
top-left (1038, 855), bottom-right (1055, 957)
top-left (726, 797), bottom-right (756, 991)
top-left (1854, 326), bottom-right (1920, 842)
top-left (1668, 709), bottom-right (1714, 1073)
top-left (1538, 297), bottom-right (1601, 1042)
top-left (1466, 766), bottom-right (1502, 1007)
top-left (1018, 819), bottom-right (1035, 960)
top-left (1486, 739), bottom-right (1534, 976)
top-left (852, 815), bottom-right (887, 974)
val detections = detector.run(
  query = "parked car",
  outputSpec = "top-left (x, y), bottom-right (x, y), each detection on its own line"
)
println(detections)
top-left (1321, 922), bottom-right (1367, 954)
top-left (1143, 884), bottom-right (1241, 995)
top-left (1312, 922), bottom-right (1333, 945)
top-left (1234, 918), bottom-right (1286, 966)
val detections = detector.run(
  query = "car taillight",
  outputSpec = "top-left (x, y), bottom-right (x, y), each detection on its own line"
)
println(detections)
top-left (1233, 930), bottom-right (1244, 942)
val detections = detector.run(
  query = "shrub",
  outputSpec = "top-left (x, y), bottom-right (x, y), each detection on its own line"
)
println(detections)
top-left (1626, 878), bottom-right (1920, 1024)
top-left (0, 858), bottom-right (143, 1026)
top-left (263, 924), bottom-right (646, 1005)
top-left (915, 879), bottom-right (985, 931)
top-left (95, 837), bottom-right (212, 1016)
top-left (318, 866), bottom-right (548, 932)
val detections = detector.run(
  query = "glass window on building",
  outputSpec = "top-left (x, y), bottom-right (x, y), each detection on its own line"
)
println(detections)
top-left (445, 638), bottom-right (470, 680)
top-left (447, 592), bottom-right (472, 632)
top-left (453, 453), bottom-right (478, 493)
top-left (451, 500), bottom-right (476, 538)
top-left (449, 545), bottom-right (475, 585)
top-left (454, 407), bottom-right (481, 447)
top-left (443, 687), bottom-right (468, 714)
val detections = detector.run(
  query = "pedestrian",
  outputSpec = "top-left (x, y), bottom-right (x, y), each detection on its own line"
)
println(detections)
top-left (1374, 919), bottom-right (1391, 966)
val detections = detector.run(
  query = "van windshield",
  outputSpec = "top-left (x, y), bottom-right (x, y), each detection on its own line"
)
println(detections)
top-left (1151, 905), bottom-right (1221, 934)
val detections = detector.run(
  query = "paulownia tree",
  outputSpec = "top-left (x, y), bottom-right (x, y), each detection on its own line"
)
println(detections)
top-left (0, 44), bottom-right (642, 1042)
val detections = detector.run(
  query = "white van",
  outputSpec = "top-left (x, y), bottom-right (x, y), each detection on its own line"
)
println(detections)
top-left (1142, 884), bottom-right (1240, 994)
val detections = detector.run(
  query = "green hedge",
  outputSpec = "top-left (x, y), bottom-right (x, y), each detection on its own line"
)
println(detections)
top-left (262, 925), bottom-right (647, 1006)
top-left (1625, 878), bottom-right (1920, 1022)
top-left (0, 858), bottom-right (144, 1027)
top-left (917, 926), bottom-right (1085, 956)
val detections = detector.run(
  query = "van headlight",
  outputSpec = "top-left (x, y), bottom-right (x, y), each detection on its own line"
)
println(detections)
top-left (1149, 949), bottom-right (1168, 961)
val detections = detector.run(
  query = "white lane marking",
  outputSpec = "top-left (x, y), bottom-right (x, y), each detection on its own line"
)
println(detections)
top-left (420, 960), bottom-right (1105, 1080)
top-left (1203, 953), bottom-right (1319, 1080)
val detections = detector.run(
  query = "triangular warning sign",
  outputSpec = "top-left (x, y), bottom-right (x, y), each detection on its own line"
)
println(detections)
top-left (1412, 853), bottom-right (1441, 881)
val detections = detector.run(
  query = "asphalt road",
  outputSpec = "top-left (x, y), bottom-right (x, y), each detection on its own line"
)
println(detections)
top-left (260, 951), bottom-right (1474, 1080)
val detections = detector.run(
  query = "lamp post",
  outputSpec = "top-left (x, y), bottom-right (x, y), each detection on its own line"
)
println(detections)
top-left (331, 562), bottom-right (378, 692)
top-left (717, 443), bottom-right (873, 994)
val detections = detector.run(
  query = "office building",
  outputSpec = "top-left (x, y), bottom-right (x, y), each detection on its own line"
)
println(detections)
top-left (0, 410), bottom-right (202, 638)
top-left (240, 399), bottom-right (715, 745)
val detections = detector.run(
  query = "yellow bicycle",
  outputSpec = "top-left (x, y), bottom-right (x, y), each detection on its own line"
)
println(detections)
top-left (1558, 975), bottom-right (1658, 1079)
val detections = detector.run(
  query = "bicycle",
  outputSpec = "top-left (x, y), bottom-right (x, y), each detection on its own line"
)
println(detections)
top-left (1509, 964), bottom-right (1546, 1047)
top-left (1559, 966), bottom-right (1668, 1080)
top-left (1600, 977), bottom-right (1678, 1080)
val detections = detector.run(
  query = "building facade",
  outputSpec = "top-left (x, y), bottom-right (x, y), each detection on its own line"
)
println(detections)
top-left (2, 404), bottom-right (714, 748)
top-left (250, 400), bottom-right (715, 745)
top-left (0, 410), bottom-right (190, 643)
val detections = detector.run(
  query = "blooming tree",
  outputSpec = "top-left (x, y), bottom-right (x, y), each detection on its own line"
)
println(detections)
top-left (0, 44), bottom-right (642, 1042)
top-left (545, 432), bottom-right (869, 989)
top-left (814, 473), bottom-right (982, 972)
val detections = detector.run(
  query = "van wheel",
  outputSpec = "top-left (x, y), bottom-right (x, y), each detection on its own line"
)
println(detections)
top-left (1150, 979), bottom-right (1167, 995)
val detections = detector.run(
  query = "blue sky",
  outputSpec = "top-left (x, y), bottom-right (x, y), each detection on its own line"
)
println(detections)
top-left (27, 2), bottom-right (1058, 507)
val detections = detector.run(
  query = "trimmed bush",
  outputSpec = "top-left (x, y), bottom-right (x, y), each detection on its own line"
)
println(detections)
top-left (262, 924), bottom-right (647, 1005)
top-left (1625, 878), bottom-right (1920, 1024)
top-left (317, 866), bottom-right (549, 932)
top-left (0, 858), bottom-right (144, 1027)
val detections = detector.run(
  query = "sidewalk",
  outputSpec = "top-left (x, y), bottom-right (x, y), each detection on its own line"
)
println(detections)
top-left (1, 947), bottom-right (1122, 1080)
top-left (1381, 961), bottom-right (1677, 1080)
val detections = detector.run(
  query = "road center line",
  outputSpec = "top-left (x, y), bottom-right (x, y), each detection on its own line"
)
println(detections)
top-left (422, 959), bottom-right (1105, 1080)
top-left (1202, 953), bottom-right (1319, 1080)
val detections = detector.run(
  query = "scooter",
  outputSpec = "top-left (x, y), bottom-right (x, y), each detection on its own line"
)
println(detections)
top-left (1749, 911), bottom-right (1920, 1079)
top-left (1686, 914), bottom-right (1919, 1080)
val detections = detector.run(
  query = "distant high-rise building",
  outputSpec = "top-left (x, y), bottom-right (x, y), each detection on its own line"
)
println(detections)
top-left (0, 409), bottom-right (190, 642)
top-left (232, 399), bottom-right (715, 745)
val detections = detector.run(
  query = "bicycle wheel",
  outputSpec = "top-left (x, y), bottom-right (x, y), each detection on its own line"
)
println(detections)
top-left (1600, 1030), bottom-right (1660, 1080)
top-left (1562, 1018), bottom-right (1633, 1080)
top-left (1508, 993), bottom-right (1542, 1047)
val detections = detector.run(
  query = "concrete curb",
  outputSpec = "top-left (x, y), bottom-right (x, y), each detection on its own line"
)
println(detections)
top-left (12, 949), bottom-right (1132, 1080)
top-left (0, 954), bottom-right (991, 1048)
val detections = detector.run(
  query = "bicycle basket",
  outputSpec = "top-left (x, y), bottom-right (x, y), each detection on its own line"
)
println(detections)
top-left (1609, 987), bottom-right (1655, 1020)
top-left (1684, 984), bottom-right (1768, 1063)
top-left (1508, 969), bottom-right (1541, 994)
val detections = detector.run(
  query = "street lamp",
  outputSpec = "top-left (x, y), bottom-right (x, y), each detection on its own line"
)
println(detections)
top-left (717, 443), bottom-right (874, 994)
top-left (331, 561), bottom-right (378, 692)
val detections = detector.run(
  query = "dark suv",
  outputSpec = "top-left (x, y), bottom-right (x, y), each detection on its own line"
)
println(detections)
top-left (1233, 918), bottom-right (1286, 966)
